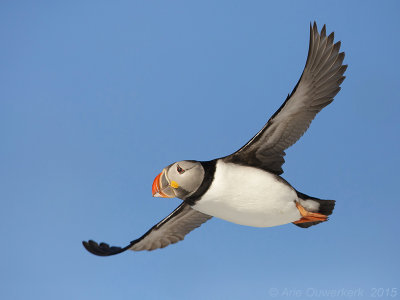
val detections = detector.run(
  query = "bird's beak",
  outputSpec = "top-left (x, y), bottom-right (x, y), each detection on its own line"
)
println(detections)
top-left (152, 169), bottom-right (177, 198)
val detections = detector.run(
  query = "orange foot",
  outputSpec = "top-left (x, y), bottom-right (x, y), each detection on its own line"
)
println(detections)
top-left (293, 201), bottom-right (328, 224)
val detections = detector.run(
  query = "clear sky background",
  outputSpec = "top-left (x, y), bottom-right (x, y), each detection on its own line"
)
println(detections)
top-left (1, 1), bottom-right (399, 299)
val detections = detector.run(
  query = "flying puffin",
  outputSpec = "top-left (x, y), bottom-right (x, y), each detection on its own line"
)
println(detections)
top-left (83, 22), bottom-right (347, 256)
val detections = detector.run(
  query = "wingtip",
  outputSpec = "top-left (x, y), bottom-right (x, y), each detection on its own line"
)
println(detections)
top-left (312, 21), bottom-right (318, 32)
top-left (321, 24), bottom-right (326, 37)
top-left (82, 240), bottom-right (92, 251)
top-left (310, 22), bottom-right (331, 37)
top-left (82, 239), bottom-right (129, 256)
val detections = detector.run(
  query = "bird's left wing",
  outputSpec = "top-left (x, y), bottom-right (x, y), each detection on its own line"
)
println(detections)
top-left (82, 203), bottom-right (212, 256)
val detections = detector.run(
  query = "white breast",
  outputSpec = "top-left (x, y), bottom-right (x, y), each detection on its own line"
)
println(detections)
top-left (192, 161), bottom-right (301, 227)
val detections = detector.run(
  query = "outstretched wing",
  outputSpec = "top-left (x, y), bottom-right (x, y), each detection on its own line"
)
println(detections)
top-left (82, 203), bottom-right (212, 256)
top-left (224, 22), bottom-right (347, 175)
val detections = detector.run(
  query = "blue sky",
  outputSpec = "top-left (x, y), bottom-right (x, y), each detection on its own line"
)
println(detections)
top-left (1, 1), bottom-right (399, 299)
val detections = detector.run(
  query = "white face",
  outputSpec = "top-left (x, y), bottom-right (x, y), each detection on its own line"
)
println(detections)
top-left (165, 160), bottom-right (205, 199)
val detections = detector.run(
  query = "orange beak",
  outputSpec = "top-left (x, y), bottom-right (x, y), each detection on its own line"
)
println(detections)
top-left (152, 170), bottom-right (176, 198)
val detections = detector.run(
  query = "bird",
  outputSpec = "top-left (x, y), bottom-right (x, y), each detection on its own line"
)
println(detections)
top-left (83, 22), bottom-right (347, 256)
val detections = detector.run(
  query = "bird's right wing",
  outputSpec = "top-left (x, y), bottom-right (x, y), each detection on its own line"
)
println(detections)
top-left (82, 203), bottom-right (212, 256)
top-left (224, 23), bottom-right (347, 175)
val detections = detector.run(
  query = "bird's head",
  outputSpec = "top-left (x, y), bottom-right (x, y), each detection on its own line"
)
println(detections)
top-left (152, 160), bottom-right (204, 200)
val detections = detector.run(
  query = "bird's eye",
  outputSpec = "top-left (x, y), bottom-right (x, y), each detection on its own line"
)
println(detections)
top-left (177, 165), bottom-right (185, 174)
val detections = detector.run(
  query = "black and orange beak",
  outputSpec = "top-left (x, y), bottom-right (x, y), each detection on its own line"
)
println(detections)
top-left (152, 169), bottom-right (176, 198)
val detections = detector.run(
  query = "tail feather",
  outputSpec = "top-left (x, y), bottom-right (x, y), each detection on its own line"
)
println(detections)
top-left (294, 191), bottom-right (335, 229)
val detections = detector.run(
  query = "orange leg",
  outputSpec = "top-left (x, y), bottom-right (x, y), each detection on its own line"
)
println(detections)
top-left (293, 201), bottom-right (328, 224)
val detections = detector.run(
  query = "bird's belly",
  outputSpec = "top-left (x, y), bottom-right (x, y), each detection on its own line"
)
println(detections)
top-left (192, 162), bottom-right (301, 227)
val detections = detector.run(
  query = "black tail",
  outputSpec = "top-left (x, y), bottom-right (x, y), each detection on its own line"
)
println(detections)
top-left (294, 191), bottom-right (336, 228)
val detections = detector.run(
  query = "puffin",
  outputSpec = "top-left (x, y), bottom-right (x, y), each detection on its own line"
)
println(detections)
top-left (83, 22), bottom-right (347, 256)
